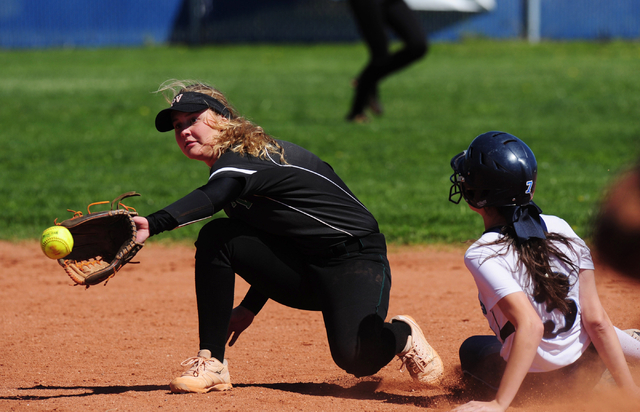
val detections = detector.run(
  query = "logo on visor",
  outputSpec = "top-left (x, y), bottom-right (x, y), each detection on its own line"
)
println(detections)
top-left (172, 94), bottom-right (183, 105)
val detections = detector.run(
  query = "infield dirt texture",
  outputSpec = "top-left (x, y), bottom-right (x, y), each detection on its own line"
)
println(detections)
top-left (1, 241), bottom-right (638, 411)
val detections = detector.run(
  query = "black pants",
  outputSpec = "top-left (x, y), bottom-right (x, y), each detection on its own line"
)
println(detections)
top-left (347, 0), bottom-right (428, 118)
top-left (193, 218), bottom-right (410, 377)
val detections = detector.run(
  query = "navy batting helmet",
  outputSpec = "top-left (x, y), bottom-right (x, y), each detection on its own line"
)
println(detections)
top-left (449, 131), bottom-right (537, 208)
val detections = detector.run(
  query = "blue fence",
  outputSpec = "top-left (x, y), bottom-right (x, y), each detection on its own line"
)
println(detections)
top-left (1, 0), bottom-right (639, 49)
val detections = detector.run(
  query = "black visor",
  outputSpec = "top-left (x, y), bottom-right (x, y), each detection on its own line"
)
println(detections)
top-left (155, 92), bottom-right (231, 132)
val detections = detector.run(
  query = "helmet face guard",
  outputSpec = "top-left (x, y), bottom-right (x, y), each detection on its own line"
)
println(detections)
top-left (448, 131), bottom-right (537, 208)
top-left (448, 151), bottom-right (466, 204)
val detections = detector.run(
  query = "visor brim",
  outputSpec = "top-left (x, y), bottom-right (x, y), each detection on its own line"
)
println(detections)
top-left (154, 103), bottom-right (210, 132)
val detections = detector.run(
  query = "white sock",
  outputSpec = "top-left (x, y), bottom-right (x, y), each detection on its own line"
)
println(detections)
top-left (615, 327), bottom-right (640, 362)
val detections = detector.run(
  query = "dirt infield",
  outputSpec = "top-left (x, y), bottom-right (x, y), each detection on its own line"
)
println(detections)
top-left (1, 241), bottom-right (639, 411)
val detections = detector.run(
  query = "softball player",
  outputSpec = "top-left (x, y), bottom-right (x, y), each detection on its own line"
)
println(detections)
top-left (132, 80), bottom-right (443, 393)
top-left (346, 0), bottom-right (427, 122)
top-left (448, 131), bottom-right (640, 411)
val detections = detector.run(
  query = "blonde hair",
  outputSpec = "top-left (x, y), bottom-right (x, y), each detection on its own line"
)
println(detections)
top-left (157, 79), bottom-right (286, 163)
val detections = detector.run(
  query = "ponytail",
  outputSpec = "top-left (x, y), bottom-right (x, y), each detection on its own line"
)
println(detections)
top-left (489, 212), bottom-right (579, 316)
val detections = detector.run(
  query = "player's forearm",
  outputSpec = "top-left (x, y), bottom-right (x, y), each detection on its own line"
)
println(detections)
top-left (579, 269), bottom-right (637, 389)
top-left (149, 177), bottom-right (244, 235)
top-left (494, 323), bottom-right (543, 410)
top-left (586, 311), bottom-right (636, 389)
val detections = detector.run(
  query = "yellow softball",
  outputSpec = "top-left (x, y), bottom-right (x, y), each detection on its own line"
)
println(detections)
top-left (41, 226), bottom-right (74, 259)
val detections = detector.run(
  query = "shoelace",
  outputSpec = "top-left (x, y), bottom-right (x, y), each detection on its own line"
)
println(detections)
top-left (181, 356), bottom-right (210, 377)
top-left (398, 337), bottom-right (436, 375)
top-left (399, 350), bottom-right (428, 374)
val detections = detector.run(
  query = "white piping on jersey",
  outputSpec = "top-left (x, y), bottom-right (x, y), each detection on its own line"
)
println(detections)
top-left (176, 216), bottom-right (211, 229)
top-left (209, 166), bottom-right (257, 180)
top-left (264, 151), bottom-right (370, 212)
top-left (206, 151), bottom-right (368, 237)
top-left (260, 195), bottom-right (354, 237)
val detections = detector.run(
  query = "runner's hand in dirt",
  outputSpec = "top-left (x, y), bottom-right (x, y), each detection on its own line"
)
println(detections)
top-left (452, 400), bottom-right (506, 412)
top-left (226, 305), bottom-right (255, 347)
top-left (622, 384), bottom-right (640, 401)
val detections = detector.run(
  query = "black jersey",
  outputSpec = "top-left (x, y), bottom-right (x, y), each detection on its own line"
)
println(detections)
top-left (216, 140), bottom-right (379, 252)
top-left (153, 140), bottom-right (380, 254)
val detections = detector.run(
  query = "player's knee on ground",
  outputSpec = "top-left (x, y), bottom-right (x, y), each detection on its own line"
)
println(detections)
top-left (329, 314), bottom-right (395, 377)
top-left (332, 351), bottom-right (384, 378)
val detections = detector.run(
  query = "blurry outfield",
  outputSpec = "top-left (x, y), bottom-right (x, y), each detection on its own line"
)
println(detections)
top-left (0, 40), bottom-right (639, 244)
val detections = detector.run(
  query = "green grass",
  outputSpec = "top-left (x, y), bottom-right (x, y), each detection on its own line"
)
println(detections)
top-left (1, 40), bottom-right (639, 244)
